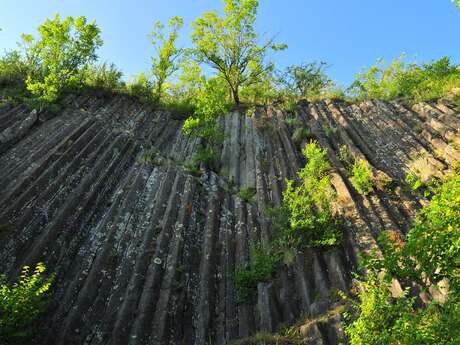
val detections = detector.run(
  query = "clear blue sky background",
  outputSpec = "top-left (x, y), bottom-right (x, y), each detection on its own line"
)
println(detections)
top-left (1, 1), bottom-right (459, 86)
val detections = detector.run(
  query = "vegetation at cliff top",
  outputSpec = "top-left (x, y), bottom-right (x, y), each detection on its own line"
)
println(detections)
top-left (1, 0), bottom-right (459, 126)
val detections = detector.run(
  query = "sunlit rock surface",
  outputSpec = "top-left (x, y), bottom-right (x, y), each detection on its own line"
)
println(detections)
top-left (0, 94), bottom-right (459, 344)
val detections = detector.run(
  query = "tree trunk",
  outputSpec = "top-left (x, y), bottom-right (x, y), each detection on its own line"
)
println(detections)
top-left (232, 87), bottom-right (240, 105)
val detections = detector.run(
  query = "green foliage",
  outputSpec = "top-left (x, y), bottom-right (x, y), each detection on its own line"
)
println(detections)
top-left (291, 127), bottom-right (312, 146)
top-left (322, 124), bottom-right (335, 138)
top-left (279, 62), bottom-right (333, 100)
top-left (234, 144), bottom-right (341, 303)
top-left (282, 141), bottom-right (341, 248)
top-left (344, 275), bottom-right (416, 345)
top-left (183, 76), bottom-right (230, 141)
top-left (25, 14), bottom-right (103, 103)
top-left (350, 56), bottom-right (460, 103)
top-left (149, 16), bottom-right (184, 102)
top-left (80, 62), bottom-right (123, 94)
top-left (192, 147), bottom-right (217, 166)
top-left (0, 263), bottom-right (54, 345)
top-left (234, 244), bottom-right (280, 303)
top-left (238, 187), bottom-right (256, 203)
top-left (404, 171), bottom-right (440, 197)
top-left (350, 159), bottom-right (374, 195)
top-left (346, 174), bottom-right (460, 345)
top-left (191, 0), bottom-right (286, 104)
top-left (126, 73), bottom-right (154, 102)
top-left (338, 144), bottom-right (354, 169)
top-left (0, 51), bottom-right (29, 90)
top-left (378, 174), bottom-right (460, 289)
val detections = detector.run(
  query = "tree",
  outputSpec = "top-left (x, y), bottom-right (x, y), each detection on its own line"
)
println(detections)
top-left (149, 16), bottom-right (184, 103)
top-left (279, 62), bottom-right (333, 99)
top-left (191, 0), bottom-right (286, 104)
top-left (25, 14), bottom-right (102, 103)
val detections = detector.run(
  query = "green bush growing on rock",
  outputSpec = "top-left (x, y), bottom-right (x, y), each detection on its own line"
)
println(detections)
top-left (183, 76), bottom-right (230, 142)
top-left (0, 263), bottom-right (54, 345)
top-left (345, 173), bottom-right (460, 345)
top-left (80, 62), bottom-right (123, 94)
top-left (350, 56), bottom-right (460, 104)
top-left (278, 61), bottom-right (333, 100)
top-left (234, 243), bottom-right (280, 303)
top-left (238, 187), bottom-right (256, 203)
top-left (282, 141), bottom-right (341, 247)
top-left (350, 159), bottom-right (374, 195)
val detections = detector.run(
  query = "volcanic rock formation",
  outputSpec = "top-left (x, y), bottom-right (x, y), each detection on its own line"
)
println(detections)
top-left (0, 94), bottom-right (459, 344)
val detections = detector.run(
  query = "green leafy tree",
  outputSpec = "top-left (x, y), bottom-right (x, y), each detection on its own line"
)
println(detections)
top-left (191, 0), bottom-right (286, 104)
top-left (149, 16), bottom-right (184, 103)
top-left (279, 61), bottom-right (333, 100)
top-left (0, 263), bottom-right (54, 345)
top-left (25, 14), bottom-right (102, 103)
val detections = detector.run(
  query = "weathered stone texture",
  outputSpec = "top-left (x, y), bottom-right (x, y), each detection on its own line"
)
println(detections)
top-left (0, 94), bottom-right (459, 344)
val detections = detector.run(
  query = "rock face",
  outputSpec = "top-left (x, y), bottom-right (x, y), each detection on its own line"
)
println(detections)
top-left (0, 94), bottom-right (459, 345)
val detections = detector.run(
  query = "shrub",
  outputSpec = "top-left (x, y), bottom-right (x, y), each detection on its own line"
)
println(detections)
top-left (234, 244), bottom-right (280, 303)
top-left (238, 187), bottom-right (256, 203)
top-left (350, 56), bottom-right (460, 103)
top-left (338, 144), bottom-right (354, 169)
top-left (0, 263), bottom-right (54, 345)
top-left (346, 174), bottom-right (460, 345)
top-left (291, 127), bottom-right (312, 146)
top-left (0, 51), bottom-right (29, 90)
top-left (126, 73), bottom-right (154, 102)
top-left (282, 141), bottom-right (341, 248)
top-left (183, 76), bottom-right (230, 142)
top-left (350, 159), bottom-right (374, 195)
top-left (80, 62), bottom-right (123, 93)
top-left (149, 16), bottom-right (184, 102)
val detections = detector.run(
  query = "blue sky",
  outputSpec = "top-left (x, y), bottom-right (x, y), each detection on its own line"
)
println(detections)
top-left (1, 1), bottom-right (459, 86)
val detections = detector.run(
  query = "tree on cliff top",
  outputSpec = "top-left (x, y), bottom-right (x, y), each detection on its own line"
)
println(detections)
top-left (149, 16), bottom-right (184, 103)
top-left (191, 0), bottom-right (286, 105)
top-left (24, 14), bottom-right (102, 103)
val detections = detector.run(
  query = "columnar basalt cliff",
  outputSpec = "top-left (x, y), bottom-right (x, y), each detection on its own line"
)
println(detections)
top-left (0, 94), bottom-right (459, 344)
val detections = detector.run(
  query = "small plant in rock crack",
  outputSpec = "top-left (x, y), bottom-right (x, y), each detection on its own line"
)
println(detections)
top-left (338, 144), bottom-right (355, 171)
top-left (238, 187), bottom-right (256, 203)
top-left (183, 162), bottom-right (201, 176)
top-left (404, 172), bottom-right (440, 198)
top-left (0, 263), bottom-right (54, 345)
top-left (192, 147), bottom-right (217, 167)
top-left (139, 148), bottom-right (161, 166)
top-left (284, 116), bottom-right (302, 127)
top-left (350, 159), bottom-right (374, 195)
top-left (322, 124), bottom-right (336, 138)
top-left (291, 127), bottom-right (312, 146)
top-left (234, 243), bottom-right (281, 304)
